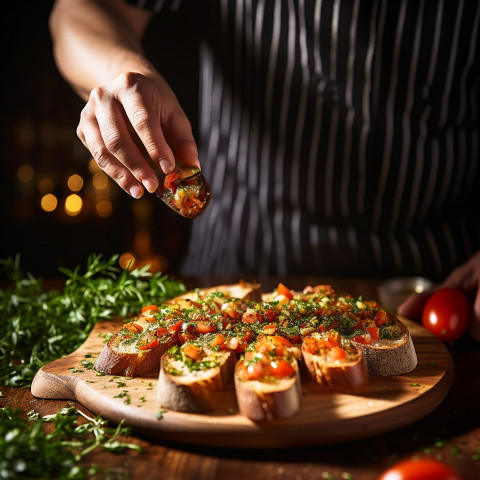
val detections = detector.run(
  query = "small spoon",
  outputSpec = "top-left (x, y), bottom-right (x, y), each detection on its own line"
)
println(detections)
top-left (155, 165), bottom-right (211, 219)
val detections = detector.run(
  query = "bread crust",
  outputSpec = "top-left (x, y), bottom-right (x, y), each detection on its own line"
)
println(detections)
top-left (353, 321), bottom-right (418, 376)
top-left (94, 332), bottom-right (178, 377)
top-left (157, 350), bottom-right (237, 413)
top-left (234, 363), bottom-right (301, 421)
top-left (301, 342), bottom-right (368, 389)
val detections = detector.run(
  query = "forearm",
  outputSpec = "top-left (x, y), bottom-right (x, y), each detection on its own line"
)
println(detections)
top-left (49, 0), bottom-right (155, 100)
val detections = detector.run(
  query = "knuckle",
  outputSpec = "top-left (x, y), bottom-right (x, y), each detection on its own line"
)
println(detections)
top-left (89, 85), bottom-right (106, 103)
top-left (103, 132), bottom-right (123, 153)
top-left (90, 146), bottom-right (111, 170)
top-left (117, 71), bottom-right (142, 90)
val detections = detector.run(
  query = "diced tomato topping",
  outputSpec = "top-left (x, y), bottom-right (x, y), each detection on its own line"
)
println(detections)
top-left (156, 327), bottom-right (169, 336)
top-left (182, 344), bottom-right (203, 361)
top-left (195, 321), bottom-right (217, 334)
top-left (303, 337), bottom-right (320, 355)
top-left (263, 324), bottom-right (277, 334)
top-left (244, 351), bottom-right (256, 361)
top-left (367, 326), bottom-right (379, 340)
top-left (242, 361), bottom-right (264, 381)
top-left (277, 282), bottom-right (294, 300)
top-left (374, 310), bottom-right (388, 326)
top-left (272, 335), bottom-right (293, 348)
top-left (241, 309), bottom-right (259, 324)
top-left (290, 334), bottom-right (302, 344)
top-left (138, 338), bottom-right (159, 350)
top-left (323, 334), bottom-right (340, 348)
top-left (164, 171), bottom-right (180, 192)
top-left (264, 308), bottom-right (277, 322)
top-left (353, 334), bottom-right (372, 344)
top-left (142, 304), bottom-right (159, 313)
top-left (266, 359), bottom-right (295, 378)
top-left (168, 320), bottom-right (183, 332)
top-left (318, 324), bottom-right (326, 333)
top-left (124, 323), bottom-right (143, 333)
top-left (226, 336), bottom-right (239, 350)
top-left (210, 333), bottom-right (226, 349)
top-left (328, 347), bottom-right (347, 361)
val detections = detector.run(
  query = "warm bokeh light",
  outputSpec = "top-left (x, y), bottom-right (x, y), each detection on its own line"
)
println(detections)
top-left (65, 194), bottom-right (83, 216)
top-left (88, 158), bottom-right (101, 174)
top-left (96, 200), bottom-right (112, 217)
top-left (119, 252), bottom-right (135, 270)
top-left (67, 174), bottom-right (84, 192)
top-left (17, 164), bottom-right (34, 183)
top-left (41, 193), bottom-right (58, 212)
top-left (38, 177), bottom-right (54, 194)
top-left (92, 172), bottom-right (109, 190)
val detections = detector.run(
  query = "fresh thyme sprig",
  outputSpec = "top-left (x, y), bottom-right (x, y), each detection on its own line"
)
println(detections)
top-left (0, 254), bottom-right (186, 388)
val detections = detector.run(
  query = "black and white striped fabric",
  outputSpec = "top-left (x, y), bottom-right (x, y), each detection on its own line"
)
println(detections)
top-left (128, 0), bottom-right (480, 279)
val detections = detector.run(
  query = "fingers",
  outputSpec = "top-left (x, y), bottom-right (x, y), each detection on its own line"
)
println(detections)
top-left (77, 72), bottom-right (200, 198)
top-left (78, 104), bottom-right (146, 198)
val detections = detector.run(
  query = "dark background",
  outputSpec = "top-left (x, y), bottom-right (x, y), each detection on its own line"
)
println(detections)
top-left (0, 1), bottom-right (201, 277)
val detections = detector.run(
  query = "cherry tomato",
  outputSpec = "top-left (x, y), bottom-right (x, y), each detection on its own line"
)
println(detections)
top-left (422, 288), bottom-right (470, 342)
top-left (379, 458), bottom-right (461, 480)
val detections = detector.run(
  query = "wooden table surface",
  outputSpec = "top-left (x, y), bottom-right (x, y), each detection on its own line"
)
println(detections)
top-left (2, 277), bottom-right (480, 480)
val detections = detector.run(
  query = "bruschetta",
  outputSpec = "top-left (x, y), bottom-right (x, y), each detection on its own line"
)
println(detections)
top-left (234, 336), bottom-right (301, 421)
top-left (301, 332), bottom-right (368, 388)
top-left (157, 341), bottom-right (237, 413)
top-left (94, 282), bottom-right (261, 377)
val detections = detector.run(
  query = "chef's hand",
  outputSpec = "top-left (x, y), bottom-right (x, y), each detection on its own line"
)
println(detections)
top-left (77, 71), bottom-right (200, 199)
top-left (398, 250), bottom-right (480, 342)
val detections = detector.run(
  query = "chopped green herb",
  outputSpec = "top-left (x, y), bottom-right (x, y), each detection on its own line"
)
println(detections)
top-left (156, 410), bottom-right (166, 420)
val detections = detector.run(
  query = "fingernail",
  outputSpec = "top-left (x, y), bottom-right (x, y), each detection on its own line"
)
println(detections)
top-left (160, 159), bottom-right (174, 174)
top-left (129, 185), bottom-right (143, 199)
top-left (143, 178), bottom-right (158, 193)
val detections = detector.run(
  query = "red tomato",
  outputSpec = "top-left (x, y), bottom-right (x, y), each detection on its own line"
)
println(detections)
top-left (379, 458), bottom-right (461, 480)
top-left (328, 347), bottom-right (347, 361)
top-left (266, 359), bottom-right (295, 378)
top-left (141, 304), bottom-right (159, 313)
top-left (422, 288), bottom-right (470, 342)
top-left (137, 338), bottom-right (159, 350)
top-left (195, 321), bottom-right (217, 334)
top-left (277, 282), bottom-right (294, 300)
top-left (243, 361), bottom-right (264, 381)
top-left (164, 171), bottom-right (180, 191)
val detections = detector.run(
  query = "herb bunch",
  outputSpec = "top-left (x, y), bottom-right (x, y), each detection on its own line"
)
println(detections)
top-left (0, 254), bottom-right (186, 388)
top-left (0, 406), bottom-right (141, 480)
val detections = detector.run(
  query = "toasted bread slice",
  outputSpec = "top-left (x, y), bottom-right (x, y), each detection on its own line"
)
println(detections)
top-left (94, 282), bottom-right (260, 378)
top-left (165, 281), bottom-right (261, 307)
top-left (233, 336), bottom-right (301, 421)
top-left (157, 344), bottom-right (237, 413)
top-left (94, 329), bottom-right (178, 377)
top-left (352, 318), bottom-right (417, 376)
top-left (301, 332), bottom-right (368, 388)
top-left (234, 358), bottom-right (301, 421)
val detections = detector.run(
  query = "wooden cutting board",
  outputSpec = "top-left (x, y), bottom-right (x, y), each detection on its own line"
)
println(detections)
top-left (31, 318), bottom-right (454, 449)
